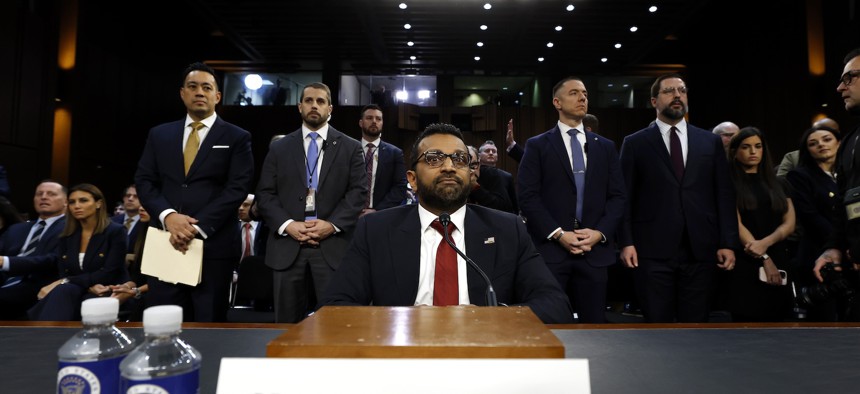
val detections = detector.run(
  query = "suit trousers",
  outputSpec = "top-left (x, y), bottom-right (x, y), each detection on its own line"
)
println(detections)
top-left (0, 280), bottom-right (48, 320)
top-left (147, 256), bottom-right (233, 322)
top-left (633, 241), bottom-right (716, 323)
top-left (547, 256), bottom-right (608, 324)
top-left (273, 247), bottom-right (334, 323)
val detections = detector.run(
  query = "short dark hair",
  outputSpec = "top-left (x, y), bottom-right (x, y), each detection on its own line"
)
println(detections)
top-left (182, 62), bottom-right (218, 90)
top-left (844, 48), bottom-right (860, 64)
top-left (360, 104), bottom-right (382, 118)
top-left (797, 125), bottom-right (841, 168)
top-left (301, 82), bottom-right (332, 105)
top-left (410, 123), bottom-right (466, 169)
top-left (552, 76), bottom-right (584, 98)
top-left (650, 73), bottom-right (684, 98)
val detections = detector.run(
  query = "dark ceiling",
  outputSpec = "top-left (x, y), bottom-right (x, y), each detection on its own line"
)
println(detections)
top-left (108, 0), bottom-right (711, 76)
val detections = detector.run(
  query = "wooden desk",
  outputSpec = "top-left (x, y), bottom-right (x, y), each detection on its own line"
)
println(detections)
top-left (267, 306), bottom-right (564, 358)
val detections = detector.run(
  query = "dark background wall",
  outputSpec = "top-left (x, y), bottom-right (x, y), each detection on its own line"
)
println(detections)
top-left (1, 0), bottom-right (858, 217)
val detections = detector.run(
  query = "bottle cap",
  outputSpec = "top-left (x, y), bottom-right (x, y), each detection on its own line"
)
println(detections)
top-left (143, 305), bottom-right (183, 334)
top-left (80, 297), bottom-right (119, 324)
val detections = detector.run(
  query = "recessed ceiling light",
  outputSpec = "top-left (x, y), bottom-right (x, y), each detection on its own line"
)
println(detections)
top-left (407, 41), bottom-right (414, 46)
top-left (566, 4), bottom-right (575, 11)
top-left (399, 3), bottom-right (407, 10)
top-left (477, 42), bottom-right (484, 47)
top-left (614, 43), bottom-right (622, 49)
top-left (649, 6), bottom-right (658, 12)
top-left (480, 25), bottom-right (488, 30)
top-left (474, 56), bottom-right (481, 61)
top-left (623, 84), bottom-right (629, 88)
top-left (555, 26), bottom-right (563, 32)
top-left (608, 84), bottom-right (614, 87)
top-left (502, 87), bottom-right (508, 90)
top-left (518, 92), bottom-right (524, 96)
top-left (601, 57), bottom-right (608, 63)
top-left (629, 26), bottom-right (638, 32)
top-left (404, 23), bottom-right (412, 30)
top-left (538, 57), bottom-right (545, 62)
top-left (410, 55), bottom-right (416, 60)
top-left (483, 3), bottom-right (492, 10)
top-left (546, 42), bottom-right (554, 48)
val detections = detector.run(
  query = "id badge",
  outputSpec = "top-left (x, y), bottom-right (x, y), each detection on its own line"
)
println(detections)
top-left (305, 188), bottom-right (317, 219)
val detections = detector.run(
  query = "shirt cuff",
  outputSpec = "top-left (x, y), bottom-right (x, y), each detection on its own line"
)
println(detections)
top-left (547, 227), bottom-right (562, 240)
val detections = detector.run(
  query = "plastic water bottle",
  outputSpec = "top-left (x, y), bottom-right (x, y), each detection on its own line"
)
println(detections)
top-left (120, 305), bottom-right (202, 393)
top-left (57, 297), bottom-right (137, 394)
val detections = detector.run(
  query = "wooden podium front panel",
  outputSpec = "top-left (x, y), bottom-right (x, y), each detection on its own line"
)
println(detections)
top-left (266, 306), bottom-right (564, 358)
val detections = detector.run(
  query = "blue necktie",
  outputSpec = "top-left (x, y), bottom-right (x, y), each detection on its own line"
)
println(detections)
top-left (568, 129), bottom-right (586, 222)
top-left (307, 132), bottom-right (320, 190)
top-left (2, 220), bottom-right (46, 288)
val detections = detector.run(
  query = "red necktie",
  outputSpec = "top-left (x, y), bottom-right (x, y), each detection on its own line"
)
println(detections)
top-left (242, 222), bottom-right (252, 258)
top-left (670, 126), bottom-right (685, 180)
top-left (430, 219), bottom-right (458, 306)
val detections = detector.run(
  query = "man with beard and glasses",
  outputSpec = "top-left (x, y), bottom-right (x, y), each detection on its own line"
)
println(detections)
top-left (618, 74), bottom-right (738, 323)
top-left (320, 123), bottom-right (573, 324)
top-left (357, 104), bottom-right (407, 217)
top-left (256, 82), bottom-right (367, 323)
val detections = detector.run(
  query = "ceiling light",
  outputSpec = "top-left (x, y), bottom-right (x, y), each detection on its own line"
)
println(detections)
top-left (555, 26), bottom-right (562, 32)
top-left (407, 41), bottom-right (414, 46)
top-left (244, 74), bottom-right (263, 90)
top-left (614, 43), bottom-right (622, 49)
top-left (502, 87), bottom-right (508, 90)
top-left (546, 42), bottom-right (554, 48)
top-left (538, 57), bottom-right (544, 62)
top-left (623, 84), bottom-right (629, 88)
top-left (474, 56), bottom-right (481, 61)
top-left (480, 25), bottom-right (488, 30)
top-left (608, 84), bottom-right (614, 87)
top-left (483, 3), bottom-right (492, 10)
top-left (601, 57), bottom-right (608, 63)
top-left (629, 26), bottom-right (638, 32)
top-left (418, 90), bottom-right (430, 99)
top-left (399, 3), bottom-right (407, 10)
top-left (477, 42), bottom-right (484, 47)
top-left (396, 90), bottom-right (408, 101)
top-left (649, 6), bottom-right (658, 12)
top-left (566, 4), bottom-right (575, 11)
top-left (410, 55), bottom-right (416, 60)
top-left (404, 23), bottom-right (412, 30)
top-left (518, 92), bottom-right (524, 96)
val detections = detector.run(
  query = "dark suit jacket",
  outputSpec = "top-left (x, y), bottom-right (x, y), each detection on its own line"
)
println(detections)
top-left (257, 126), bottom-right (367, 270)
top-left (517, 126), bottom-right (626, 267)
top-left (111, 213), bottom-right (141, 253)
top-left (507, 143), bottom-right (524, 162)
top-left (321, 204), bottom-right (574, 324)
top-left (618, 123), bottom-right (738, 260)
top-left (2, 216), bottom-right (67, 283)
top-left (370, 140), bottom-right (407, 210)
top-left (786, 166), bottom-right (839, 271)
top-left (469, 165), bottom-right (514, 213)
top-left (239, 220), bottom-right (269, 257)
top-left (135, 116), bottom-right (254, 261)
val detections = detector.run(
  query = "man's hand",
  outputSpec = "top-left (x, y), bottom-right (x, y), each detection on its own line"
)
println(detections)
top-left (505, 119), bottom-right (515, 148)
top-left (165, 212), bottom-right (198, 253)
top-left (557, 231), bottom-right (585, 255)
top-left (716, 248), bottom-right (736, 271)
top-left (305, 219), bottom-right (335, 245)
top-left (286, 221), bottom-right (311, 243)
top-left (814, 248), bottom-right (842, 282)
top-left (621, 245), bottom-right (638, 268)
top-left (572, 228), bottom-right (603, 252)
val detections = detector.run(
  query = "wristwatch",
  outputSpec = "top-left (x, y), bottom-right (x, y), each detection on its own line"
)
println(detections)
top-left (553, 230), bottom-right (565, 242)
top-left (759, 253), bottom-right (770, 261)
top-left (132, 287), bottom-right (142, 299)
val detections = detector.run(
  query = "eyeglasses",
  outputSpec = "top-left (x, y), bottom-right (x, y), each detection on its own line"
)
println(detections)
top-left (839, 70), bottom-right (860, 87)
top-left (414, 150), bottom-right (472, 169)
top-left (659, 86), bottom-right (688, 96)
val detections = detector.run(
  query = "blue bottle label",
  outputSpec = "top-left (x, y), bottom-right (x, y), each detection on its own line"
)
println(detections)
top-left (58, 355), bottom-right (124, 394)
top-left (120, 369), bottom-right (199, 394)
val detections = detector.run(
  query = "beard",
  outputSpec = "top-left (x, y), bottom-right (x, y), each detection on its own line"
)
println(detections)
top-left (362, 126), bottom-right (381, 138)
top-left (416, 174), bottom-right (470, 213)
top-left (660, 101), bottom-right (688, 120)
top-left (302, 111), bottom-right (326, 128)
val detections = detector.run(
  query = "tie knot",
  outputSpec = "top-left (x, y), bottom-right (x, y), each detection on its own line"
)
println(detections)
top-left (567, 129), bottom-right (580, 137)
top-left (308, 131), bottom-right (319, 140)
top-left (367, 142), bottom-right (375, 149)
top-left (670, 126), bottom-right (679, 133)
top-left (244, 222), bottom-right (252, 229)
top-left (190, 122), bottom-right (205, 132)
top-left (38, 220), bottom-right (46, 227)
top-left (430, 219), bottom-right (456, 236)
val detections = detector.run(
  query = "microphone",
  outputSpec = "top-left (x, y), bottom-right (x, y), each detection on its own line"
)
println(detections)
top-left (438, 212), bottom-right (498, 306)
top-left (583, 142), bottom-right (589, 155)
top-left (321, 139), bottom-right (328, 150)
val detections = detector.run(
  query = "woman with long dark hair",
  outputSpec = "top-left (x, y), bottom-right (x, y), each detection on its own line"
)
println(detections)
top-left (722, 127), bottom-right (795, 321)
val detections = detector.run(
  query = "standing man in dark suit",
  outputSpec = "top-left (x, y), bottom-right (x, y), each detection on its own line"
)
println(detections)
top-left (618, 74), bottom-right (738, 323)
top-left (135, 62), bottom-right (254, 322)
top-left (357, 104), bottom-right (407, 217)
top-left (321, 123), bottom-right (573, 323)
top-left (256, 82), bottom-right (367, 323)
top-left (0, 180), bottom-right (67, 319)
top-left (478, 140), bottom-right (518, 213)
top-left (111, 184), bottom-right (142, 254)
top-left (517, 77), bottom-right (626, 323)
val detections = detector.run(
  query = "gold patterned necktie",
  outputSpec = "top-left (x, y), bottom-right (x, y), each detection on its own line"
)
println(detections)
top-left (184, 121), bottom-right (205, 175)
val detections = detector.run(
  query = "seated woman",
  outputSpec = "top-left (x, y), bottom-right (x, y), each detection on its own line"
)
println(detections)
top-left (22, 183), bottom-right (127, 321)
top-left (786, 125), bottom-right (842, 320)
top-left (722, 127), bottom-right (796, 322)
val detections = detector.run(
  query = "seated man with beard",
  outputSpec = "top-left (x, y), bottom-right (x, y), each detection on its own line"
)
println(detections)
top-left (320, 123), bottom-right (573, 324)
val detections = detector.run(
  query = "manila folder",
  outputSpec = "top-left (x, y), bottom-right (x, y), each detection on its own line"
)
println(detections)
top-left (141, 229), bottom-right (203, 286)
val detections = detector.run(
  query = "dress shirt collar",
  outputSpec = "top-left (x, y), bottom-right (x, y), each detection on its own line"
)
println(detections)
top-left (418, 204), bottom-right (467, 234)
top-left (302, 124), bottom-right (330, 141)
top-left (655, 118), bottom-right (688, 136)
top-left (185, 113), bottom-right (217, 130)
top-left (557, 120), bottom-right (584, 135)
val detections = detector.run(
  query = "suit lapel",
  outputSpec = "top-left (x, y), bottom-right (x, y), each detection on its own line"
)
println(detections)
top-left (392, 207), bottom-right (421, 303)
top-left (463, 208), bottom-right (495, 306)
top-left (644, 126), bottom-right (678, 184)
top-left (81, 230), bottom-right (107, 272)
top-left (318, 127), bottom-right (342, 187)
top-left (285, 131), bottom-right (308, 188)
top-left (186, 118), bottom-right (225, 178)
top-left (548, 127), bottom-right (577, 186)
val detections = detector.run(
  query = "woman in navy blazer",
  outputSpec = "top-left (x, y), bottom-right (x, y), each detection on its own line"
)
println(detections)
top-left (22, 184), bottom-right (128, 321)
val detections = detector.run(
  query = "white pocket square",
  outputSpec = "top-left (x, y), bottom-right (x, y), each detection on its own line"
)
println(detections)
top-left (212, 145), bottom-right (230, 149)
top-left (484, 237), bottom-right (495, 244)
